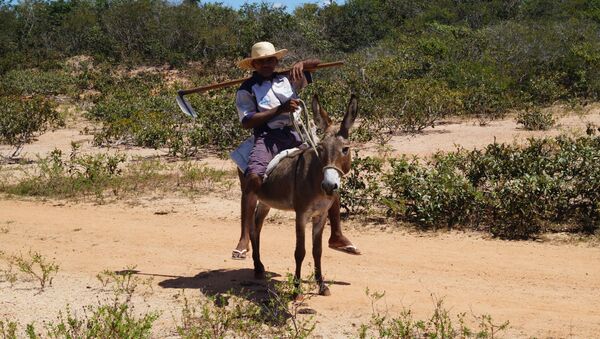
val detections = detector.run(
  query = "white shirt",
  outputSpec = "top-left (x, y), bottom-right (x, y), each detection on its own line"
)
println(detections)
top-left (235, 72), bottom-right (309, 130)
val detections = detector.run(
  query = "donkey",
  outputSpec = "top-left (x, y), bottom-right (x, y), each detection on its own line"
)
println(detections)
top-left (250, 94), bottom-right (358, 296)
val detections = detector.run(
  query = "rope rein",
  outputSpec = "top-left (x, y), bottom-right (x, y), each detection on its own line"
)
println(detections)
top-left (291, 99), bottom-right (319, 158)
top-left (290, 99), bottom-right (346, 177)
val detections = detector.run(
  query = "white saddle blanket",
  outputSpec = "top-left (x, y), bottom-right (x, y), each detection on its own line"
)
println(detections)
top-left (230, 136), bottom-right (306, 178)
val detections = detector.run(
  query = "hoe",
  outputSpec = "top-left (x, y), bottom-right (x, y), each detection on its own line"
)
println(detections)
top-left (176, 61), bottom-right (344, 118)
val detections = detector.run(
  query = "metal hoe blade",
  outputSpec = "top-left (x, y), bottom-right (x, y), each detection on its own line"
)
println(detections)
top-left (176, 92), bottom-right (197, 118)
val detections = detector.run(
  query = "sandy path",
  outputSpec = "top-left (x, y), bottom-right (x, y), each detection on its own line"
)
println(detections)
top-left (1, 198), bottom-right (599, 338)
top-left (2, 107), bottom-right (600, 337)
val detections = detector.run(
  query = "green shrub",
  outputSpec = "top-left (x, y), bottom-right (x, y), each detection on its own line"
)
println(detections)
top-left (3, 147), bottom-right (126, 199)
top-left (87, 72), bottom-right (248, 156)
top-left (177, 293), bottom-right (263, 339)
top-left (177, 273), bottom-right (316, 338)
top-left (181, 88), bottom-right (248, 154)
top-left (481, 176), bottom-right (547, 239)
top-left (0, 69), bottom-right (77, 96)
top-left (0, 145), bottom-right (231, 201)
top-left (44, 303), bottom-right (159, 339)
top-left (526, 73), bottom-right (568, 105)
top-left (4, 250), bottom-right (59, 291)
top-left (461, 83), bottom-right (512, 123)
top-left (358, 289), bottom-right (509, 338)
top-left (0, 95), bottom-right (64, 158)
top-left (384, 155), bottom-right (478, 228)
top-left (44, 268), bottom-right (159, 338)
top-left (395, 78), bottom-right (460, 132)
top-left (0, 319), bottom-right (18, 339)
top-left (516, 107), bottom-right (556, 130)
top-left (340, 153), bottom-right (384, 215)
top-left (374, 135), bottom-right (600, 238)
top-left (88, 73), bottom-right (180, 149)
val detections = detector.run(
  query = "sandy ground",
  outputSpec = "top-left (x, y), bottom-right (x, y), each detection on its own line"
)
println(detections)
top-left (1, 108), bottom-right (600, 338)
top-left (1, 199), bottom-right (599, 338)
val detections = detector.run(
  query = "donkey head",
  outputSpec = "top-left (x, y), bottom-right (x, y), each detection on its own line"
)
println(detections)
top-left (311, 94), bottom-right (358, 195)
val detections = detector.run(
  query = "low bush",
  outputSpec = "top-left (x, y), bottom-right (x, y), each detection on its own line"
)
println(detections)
top-left (0, 69), bottom-right (77, 97)
top-left (346, 135), bottom-right (600, 239)
top-left (385, 155), bottom-right (479, 228)
top-left (0, 96), bottom-right (63, 158)
top-left (177, 273), bottom-right (316, 338)
top-left (340, 153), bottom-right (384, 215)
top-left (0, 250), bottom-right (59, 291)
top-left (358, 289), bottom-right (509, 338)
top-left (516, 107), bottom-right (556, 130)
top-left (86, 71), bottom-right (249, 156)
top-left (43, 303), bottom-right (159, 339)
top-left (0, 145), bottom-right (231, 201)
top-left (3, 147), bottom-right (126, 200)
top-left (177, 293), bottom-right (263, 338)
top-left (0, 319), bottom-right (18, 339)
top-left (42, 269), bottom-right (159, 338)
top-left (96, 267), bottom-right (154, 301)
top-left (87, 73), bottom-right (180, 149)
top-left (179, 88), bottom-right (248, 154)
top-left (391, 78), bottom-right (461, 133)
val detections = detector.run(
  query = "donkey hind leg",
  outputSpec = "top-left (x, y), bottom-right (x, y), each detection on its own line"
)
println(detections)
top-left (251, 202), bottom-right (270, 279)
top-left (312, 213), bottom-right (330, 296)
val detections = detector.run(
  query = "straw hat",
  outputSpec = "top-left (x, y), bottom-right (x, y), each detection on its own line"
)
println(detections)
top-left (237, 41), bottom-right (288, 70)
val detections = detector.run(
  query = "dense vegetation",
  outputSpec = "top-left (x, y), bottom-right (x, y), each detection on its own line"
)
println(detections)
top-left (1, 0), bottom-right (599, 239)
top-left (343, 131), bottom-right (600, 239)
top-left (1, 0), bottom-right (599, 150)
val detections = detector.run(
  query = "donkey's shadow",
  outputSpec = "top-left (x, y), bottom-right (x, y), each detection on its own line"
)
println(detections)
top-left (155, 269), bottom-right (298, 326)
top-left (157, 268), bottom-right (280, 304)
top-left (154, 269), bottom-right (350, 300)
top-left (134, 268), bottom-right (349, 325)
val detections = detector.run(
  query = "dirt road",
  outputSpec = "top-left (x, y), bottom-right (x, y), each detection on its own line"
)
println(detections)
top-left (1, 197), bottom-right (599, 338)
top-left (2, 109), bottom-right (600, 337)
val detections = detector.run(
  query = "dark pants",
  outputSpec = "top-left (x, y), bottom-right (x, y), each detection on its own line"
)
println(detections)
top-left (246, 127), bottom-right (302, 177)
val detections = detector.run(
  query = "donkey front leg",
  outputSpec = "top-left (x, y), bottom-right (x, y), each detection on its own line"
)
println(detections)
top-left (312, 213), bottom-right (331, 296)
top-left (250, 202), bottom-right (270, 279)
top-left (293, 213), bottom-right (309, 297)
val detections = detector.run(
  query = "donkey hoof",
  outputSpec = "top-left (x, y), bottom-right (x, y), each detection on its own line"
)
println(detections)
top-left (319, 286), bottom-right (331, 296)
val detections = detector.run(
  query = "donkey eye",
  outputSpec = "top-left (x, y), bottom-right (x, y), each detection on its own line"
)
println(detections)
top-left (342, 147), bottom-right (350, 155)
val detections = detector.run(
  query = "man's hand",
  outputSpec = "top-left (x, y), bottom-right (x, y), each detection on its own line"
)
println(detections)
top-left (290, 62), bottom-right (304, 82)
top-left (278, 99), bottom-right (300, 114)
top-left (290, 59), bottom-right (320, 82)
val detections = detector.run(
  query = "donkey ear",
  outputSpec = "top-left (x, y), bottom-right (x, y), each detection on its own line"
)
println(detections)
top-left (339, 94), bottom-right (358, 139)
top-left (311, 94), bottom-right (332, 132)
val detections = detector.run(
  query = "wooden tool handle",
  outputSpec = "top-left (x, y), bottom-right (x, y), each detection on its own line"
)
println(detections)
top-left (178, 61), bottom-right (344, 96)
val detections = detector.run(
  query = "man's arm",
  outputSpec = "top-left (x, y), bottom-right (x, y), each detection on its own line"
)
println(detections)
top-left (290, 59), bottom-right (321, 82)
top-left (241, 99), bottom-right (300, 129)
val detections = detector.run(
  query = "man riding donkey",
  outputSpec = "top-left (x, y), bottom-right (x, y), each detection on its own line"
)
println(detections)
top-left (231, 41), bottom-right (360, 260)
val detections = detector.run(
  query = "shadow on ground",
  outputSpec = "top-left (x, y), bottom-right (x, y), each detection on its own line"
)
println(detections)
top-left (126, 268), bottom-right (350, 324)
top-left (157, 268), bottom-right (280, 303)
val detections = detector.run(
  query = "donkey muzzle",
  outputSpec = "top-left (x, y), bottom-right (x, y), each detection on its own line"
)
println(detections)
top-left (322, 167), bottom-right (341, 195)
